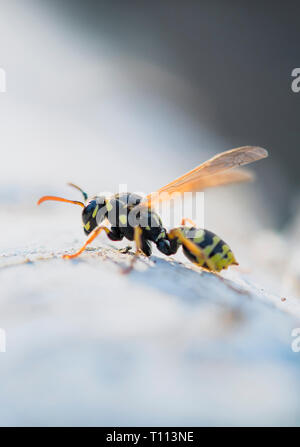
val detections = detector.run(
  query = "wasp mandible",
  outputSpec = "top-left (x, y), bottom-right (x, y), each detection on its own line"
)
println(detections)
top-left (37, 146), bottom-right (268, 273)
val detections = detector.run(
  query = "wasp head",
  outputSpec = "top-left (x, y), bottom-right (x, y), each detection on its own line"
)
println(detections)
top-left (82, 196), bottom-right (107, 235)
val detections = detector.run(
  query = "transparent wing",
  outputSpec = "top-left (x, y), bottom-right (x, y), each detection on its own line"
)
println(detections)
top-left (143, 146), bottom-right (267, 206)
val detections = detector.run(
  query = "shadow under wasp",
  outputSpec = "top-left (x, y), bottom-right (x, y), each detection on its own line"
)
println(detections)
top-left (37, 146), bottom-right (268, 273)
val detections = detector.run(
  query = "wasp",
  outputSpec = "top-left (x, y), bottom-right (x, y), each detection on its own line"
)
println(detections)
top-left (37, 146), bottom-right (268, 273)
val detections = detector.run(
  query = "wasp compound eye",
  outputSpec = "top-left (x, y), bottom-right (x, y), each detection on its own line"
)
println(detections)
top-left (82, 197), bottom-right (107, 235)
top-left (82, 200), bottom-right (97, 235)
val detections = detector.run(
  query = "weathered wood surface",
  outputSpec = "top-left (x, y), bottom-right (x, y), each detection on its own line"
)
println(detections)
top-left (0, 208), bottom-right (300, 426)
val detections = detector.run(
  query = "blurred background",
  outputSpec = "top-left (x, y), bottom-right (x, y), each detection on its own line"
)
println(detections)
top-left (1, 0), bottom-right (300, 426)
top-left (1, 0), bottom-right (300, 296)
top-left (1, 0), bottom-right (300, 218)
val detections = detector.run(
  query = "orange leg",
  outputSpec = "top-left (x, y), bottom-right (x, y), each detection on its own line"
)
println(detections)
top-left (168, 228), bottom-right (215, 270)
top-left (63, 226), bottom-right (110, 260)
top-left (181, 217), bottom-right (196, 227)
top-left (122, 226), bottom-right (143, 274)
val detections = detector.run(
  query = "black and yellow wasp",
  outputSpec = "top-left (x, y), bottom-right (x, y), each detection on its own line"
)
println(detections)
top-left (37, 146), bottom-right (268, 273)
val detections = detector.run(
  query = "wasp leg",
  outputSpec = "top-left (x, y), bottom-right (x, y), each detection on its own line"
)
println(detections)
top-left (181, 217), bottom-right (196, 227)
top-left (122, 226), bottom-right (143, 274)
top-left (168, 228), bottom-right (215, 270)
top-left (118, 246), bottom-right (132, 254)
top-left (63, 226), bottom-right (111, 259)
top-left (141, 238), bottom-right (152, 257)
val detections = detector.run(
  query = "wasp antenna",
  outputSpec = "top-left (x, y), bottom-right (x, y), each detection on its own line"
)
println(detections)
top-left (67, 183), bottom-right (88, 201)
top-left (37, 195), bottom-right (84, 208)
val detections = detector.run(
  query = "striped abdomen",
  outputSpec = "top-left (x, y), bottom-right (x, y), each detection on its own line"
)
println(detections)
top-left (180, 227), bottom-right (238, 272)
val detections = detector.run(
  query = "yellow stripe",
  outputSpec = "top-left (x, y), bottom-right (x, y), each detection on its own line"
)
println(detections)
top-left (193, 229), bottom-right (205, 244)
top-left (84, 221), bottom-right (90, 231)
top-left (209, 244), bottom-right (235, 271)
top-left (105, 199), bottom-right (113, 212)
top-left (202, 235), bottom-right (221, 257)
top-left (156, 231), bottom-right (166, 240)
top-left (92, 205), bottom-right (99, 218)
top-left (119, 214), bottom-right (127, 225)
